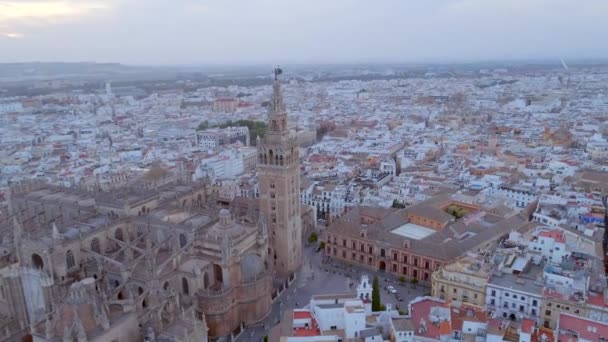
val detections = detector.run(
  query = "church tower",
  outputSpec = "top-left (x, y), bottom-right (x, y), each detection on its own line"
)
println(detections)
top-left (257, 68), bottom-right (302, 277)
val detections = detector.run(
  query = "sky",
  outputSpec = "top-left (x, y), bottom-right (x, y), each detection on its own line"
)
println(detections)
top-left (0, 0), bottom-right (607, 65)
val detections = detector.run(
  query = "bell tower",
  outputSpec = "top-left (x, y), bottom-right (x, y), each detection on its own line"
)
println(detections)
top-left (257, 68), bottom-right (302, 277)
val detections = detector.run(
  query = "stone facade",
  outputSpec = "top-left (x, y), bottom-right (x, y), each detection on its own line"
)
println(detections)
top-left (0, 178), bottom-right (273, 341)
top-left (257, 77), bottom-right (303, 277)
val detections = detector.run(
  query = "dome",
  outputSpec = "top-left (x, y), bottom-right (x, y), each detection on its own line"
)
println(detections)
top-left (219, 209), bottom-right (233, 226)
top-left (240, 254), bottom-right (266, 282)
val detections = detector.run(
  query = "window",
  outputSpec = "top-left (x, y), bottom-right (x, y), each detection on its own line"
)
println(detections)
top-left (179, 234), bottom-right (187, 248)
top-left (520, 305), bottom-right (525, 312)
top-left (474, 293), bottom-right (478, 299)
top-left (380, 249), bottom-right (386, 257)
top-left (368, 246), bottom-right (373, 254)
top-left (368, 257), bottom-right (372, 265)
top-left (532, 300), bottom-right (538, 307)
top-left (90, 238), bottom-right (101, 253)
top-left (342, 251), bottom-right (346, 258)
top-left (182, 278), bottom-right (189, 295)
top-left (491, 290), bottom-right (496, 297)
top-left (413, 258), bottom-right (418, 266)
top-left (545, 310), bottom-right (551, 316)
top-left (403, 267), bottom-right (408, 275)
top-left (343, 239), bottom-right (347, 247)
top-left (425, 261), bottom-right (430, 270)
top-left (453, 288), bottom-right (457, 294)
top-left (505, 293), bottom-right (509, 297)
top-left (403, 255), bottom-right (408, 263)
top-left (393, 253), bottom-right (397, 261)
top-left (490, 299), bottom-right (495, 306)
top-left (352, 253), bottom-right (356, 260)
top-left (392, 264), bottom-right (397, 272)
top-left (520, 296), bottom-right (525, 301)
top-left (66, 250), bottom-right (75, 269)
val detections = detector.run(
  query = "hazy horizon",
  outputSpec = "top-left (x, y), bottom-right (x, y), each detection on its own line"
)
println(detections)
top-left (1, 0), bottom-right (607, 65)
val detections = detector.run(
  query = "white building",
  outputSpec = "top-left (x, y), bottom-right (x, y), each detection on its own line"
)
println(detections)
top-left (486, 265), bottom-right (544, 323)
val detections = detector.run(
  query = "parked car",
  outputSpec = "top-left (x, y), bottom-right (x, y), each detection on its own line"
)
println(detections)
top-left (387, 285), bottom-right (397, 294)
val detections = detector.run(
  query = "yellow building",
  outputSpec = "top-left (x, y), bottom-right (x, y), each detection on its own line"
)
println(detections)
top-left (431, 255), bottom-right (490, 307)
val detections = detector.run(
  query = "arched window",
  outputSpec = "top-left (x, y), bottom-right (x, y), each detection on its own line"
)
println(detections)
top-left (182, 277), bottom-right (189, 295)
top-left (179, 234), bottom-right (187, 248)
top-left (90, 238), bottom-right (101, 253)
top-left (163, 282), bottom-right (169, 291)
top-left (31, 254), bottom-right (44, 270)
top-left (66, 250), bottom-right (75, 269)
top-left (203, 273), bottom-right (209, 289)
top-left (114, 228), bottom-right (123, 241)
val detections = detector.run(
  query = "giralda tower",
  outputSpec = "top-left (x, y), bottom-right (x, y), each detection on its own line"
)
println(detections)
top-left (257, 68), bottom-right (302, 277)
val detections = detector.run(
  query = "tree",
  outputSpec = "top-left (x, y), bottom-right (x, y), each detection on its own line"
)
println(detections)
top-left (197, 121), bottom-right (210, 131)
top-left (308, 232), bottom-right (318, 243)
top-left (411, 278), bottom-right (418, 285)
top-left (372, 276), bottom-right (381, 311)
top-left (263, 337), bottom-right (268, 342)
top-left (399, 276), bottom-right (406, 284)
top-left (392, 199), bottom-right (405, 209)
top-left (319, 241), bottom-right (326, 250)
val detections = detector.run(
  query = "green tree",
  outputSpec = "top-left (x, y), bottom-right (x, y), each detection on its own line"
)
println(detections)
top-left (372, 276), bottom-right (381, 311)
top-left (392, 199), bottom-right (406, 209)
top-left (399, 276), bottom-right (406, 283)
top-left (263, 336), bottom-right (268, 342)
top-left (308, 232), bottom-right (318, 243)
top-left (197, 121), bottom-right (210, 131)
top-left (319, 241), bottom-right (326, 250)
top-left (411, 278), bottom-right (418, 285)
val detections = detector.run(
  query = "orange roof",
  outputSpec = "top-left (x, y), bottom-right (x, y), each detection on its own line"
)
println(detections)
top-left (539, 230), bottom-right (566, 243)
top-left (439, 321), bottom-right (451, 335)
top-left (521, 318), bottom-right (534, 334)
top-left (293, 311), bottom-right (313, 320)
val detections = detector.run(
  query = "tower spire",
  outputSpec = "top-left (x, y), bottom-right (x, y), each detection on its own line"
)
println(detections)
top-left (268, 67), bottom-right (288, 133)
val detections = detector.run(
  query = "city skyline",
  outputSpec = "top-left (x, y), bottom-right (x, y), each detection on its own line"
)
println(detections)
top-left (1, 0), bottom-right (608, 65)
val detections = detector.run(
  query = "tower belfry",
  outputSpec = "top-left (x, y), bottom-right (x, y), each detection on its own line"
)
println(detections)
top-left (257, 68), bottom-right (303, 277)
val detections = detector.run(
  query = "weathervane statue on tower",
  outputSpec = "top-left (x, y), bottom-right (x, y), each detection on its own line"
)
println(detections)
top-left (274, 66), bottom-right (283, 80)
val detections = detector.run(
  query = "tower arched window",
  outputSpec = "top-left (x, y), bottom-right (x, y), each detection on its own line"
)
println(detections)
top-left (115, 228), bottom-right (124, 241)
top-left (66, 250), bottom-right (75, 269)
top-left (91, 238), bottom-right (101, 253)
top-left (182, 277), bottom-right (189, 295)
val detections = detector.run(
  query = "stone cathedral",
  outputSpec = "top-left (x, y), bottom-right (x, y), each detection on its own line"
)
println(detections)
top-left (0, 72), bottom-right (305, 342)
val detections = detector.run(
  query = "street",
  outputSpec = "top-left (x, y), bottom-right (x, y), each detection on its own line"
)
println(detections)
top-left (237, 244), bottom-right (429, 341)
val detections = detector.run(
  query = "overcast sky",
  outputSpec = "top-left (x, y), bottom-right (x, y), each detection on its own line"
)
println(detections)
top-left (0, 0), bottom-right (607, 65)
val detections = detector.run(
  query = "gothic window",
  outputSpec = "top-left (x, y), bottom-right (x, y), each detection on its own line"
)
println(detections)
top-left (91, 238), bottom-right (101, 253)
top-left (203, 273), bottom-right (209, 289)
top-left (115, 228), bottom-right (124, 241)
top-left (66, 250), bottom-right (75, 269)
top-left (280, 155), bottom-right (284, 166)
top-left (31, 253), bottom-right (44, 269)
top-left (182, 278), bottom-right (189, 295)
top-left (179, 234), bottom-right (187, 248)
